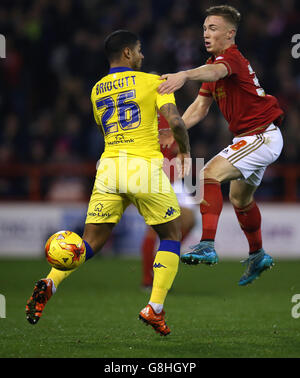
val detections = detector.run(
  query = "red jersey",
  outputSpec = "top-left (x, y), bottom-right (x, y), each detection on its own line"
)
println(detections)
top-left (199, 44), bottom-right (284, 136)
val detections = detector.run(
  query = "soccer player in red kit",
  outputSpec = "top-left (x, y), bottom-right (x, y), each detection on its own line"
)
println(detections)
top-left (158, 5), bottom-right (284, 285)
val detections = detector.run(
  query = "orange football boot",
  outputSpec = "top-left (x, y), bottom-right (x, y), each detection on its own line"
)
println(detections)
top-left (26, 278), bottom-right (53, 325)
top-left (139, 304), bottom-right (171, 336)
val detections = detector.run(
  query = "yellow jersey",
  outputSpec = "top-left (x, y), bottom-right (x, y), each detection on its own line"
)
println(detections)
top-left (91, 67), bottom-right (175, 161)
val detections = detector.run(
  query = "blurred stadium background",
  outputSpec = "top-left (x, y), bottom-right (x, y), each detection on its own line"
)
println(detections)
top-left (0, 0), bottom-right (299, 259)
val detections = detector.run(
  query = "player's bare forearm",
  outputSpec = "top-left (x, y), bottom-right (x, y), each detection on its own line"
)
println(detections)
top-left (159, 103), bottom-right (190, 154)
top-left (182, 103), bottom-right (206, 129)
top-left (158, 64), bottom-right (228, 94)
top-left (182, 94), bottom-right (213, 129)
top-left (172, 121), bottom-right (190, 154)
top-left (185, 63), bottom-right (228, 82)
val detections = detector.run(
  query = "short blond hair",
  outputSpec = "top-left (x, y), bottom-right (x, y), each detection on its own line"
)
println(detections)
top-left (205, 5), bottom-right (241, 30)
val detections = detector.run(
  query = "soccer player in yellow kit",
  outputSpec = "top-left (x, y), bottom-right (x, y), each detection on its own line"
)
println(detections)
top-left (26, 30), bottom-right (190, 336)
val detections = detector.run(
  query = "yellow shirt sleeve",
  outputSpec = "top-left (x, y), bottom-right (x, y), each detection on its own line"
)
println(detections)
top-left (150, 76), bottom-right (176, 110)
top-left (156, 91), bottom-right (176, 110)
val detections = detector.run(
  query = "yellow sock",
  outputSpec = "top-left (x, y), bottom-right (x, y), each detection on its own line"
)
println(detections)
top-left (47, 267), bottom-right (77, 290)
top-left (149, 240), bottom-right (180, 306)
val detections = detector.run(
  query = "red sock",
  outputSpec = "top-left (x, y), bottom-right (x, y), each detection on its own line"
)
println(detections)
top-left (200, 179), bottom-right (223, 241)
top-left (141, 228), bottom-right (156, 286)
top-left (233, 201), bottom-right (262, 254)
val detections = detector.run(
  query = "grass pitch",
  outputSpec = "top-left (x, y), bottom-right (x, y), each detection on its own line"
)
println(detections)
top-left (0, 257), bottom-right (300, 358)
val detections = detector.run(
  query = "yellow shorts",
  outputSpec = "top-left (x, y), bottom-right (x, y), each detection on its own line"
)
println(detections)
top-left (85, 157), bottom-right (180, 226)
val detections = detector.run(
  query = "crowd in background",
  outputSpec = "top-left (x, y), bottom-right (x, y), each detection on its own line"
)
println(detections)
top-left (0, 0), bottom-right (299, 200)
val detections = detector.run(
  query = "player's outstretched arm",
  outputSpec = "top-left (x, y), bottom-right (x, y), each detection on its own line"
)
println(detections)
top-left (159, 103), bottom-right (191, 177)
top-left (159, 103), bottom-right (190, 154)
top-left (158, 94), bottom-right (212, 148)
top-left (158, 63), bottom-right (228, 94)
top-left (182, 94), bottom-right (213, 129)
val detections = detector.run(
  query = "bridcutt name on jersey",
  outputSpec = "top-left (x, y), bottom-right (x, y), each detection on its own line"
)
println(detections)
top-left (96, 75), bottom-right (136, 95)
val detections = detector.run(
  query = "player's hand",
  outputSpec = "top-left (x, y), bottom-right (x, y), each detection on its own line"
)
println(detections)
top-left (176, 152), bottom-right (191, 179)
top-left (158, 71), bottom-right (188, 94)
top-left (159, 128), bottom-right (174, 148)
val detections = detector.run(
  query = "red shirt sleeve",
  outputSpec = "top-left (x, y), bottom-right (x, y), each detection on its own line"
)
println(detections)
top-left (213, 49), bottom-right (240, 76)
top-left (199, 82), bottom-right (212, 97)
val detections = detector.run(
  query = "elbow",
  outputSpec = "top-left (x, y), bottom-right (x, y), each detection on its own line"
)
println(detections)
top-left (213, 71), bottom-right (221, 81)
top-left (211, 65), bottom-right (227, 81)
top-left (209, 69), bottom-right (222, 82)
top-left (169, 116), bottom-right (186, 131)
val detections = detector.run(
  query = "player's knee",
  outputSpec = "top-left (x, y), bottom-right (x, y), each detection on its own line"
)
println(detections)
top-left (203, 165), bottom-right (228, 183)
top-left (152, 217), bottom-right (182, 241)
top-left (203, 166), bottom-right (218, 181)
top-left (181, 207), bottom-right (196, 231)
top-left (229, 191), bottom-right (253, 209)
top-left (81, 235), bottom-right (100, 254)
top-left (189, 209), bottom-right (196, 229)
top-left (165, 228), bottom-right (182, 242)
top-left (82, 223), bottom-right (114, 253)
top-left (203, 156), bottom-right (242, 182)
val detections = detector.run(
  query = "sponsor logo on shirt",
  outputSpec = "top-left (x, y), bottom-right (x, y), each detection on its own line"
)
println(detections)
top-left (107, 134), bottom-right (135, 145)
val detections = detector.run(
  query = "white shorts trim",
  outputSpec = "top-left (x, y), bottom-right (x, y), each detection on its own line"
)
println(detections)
top-left (218, 124), bottom-right (283, 186)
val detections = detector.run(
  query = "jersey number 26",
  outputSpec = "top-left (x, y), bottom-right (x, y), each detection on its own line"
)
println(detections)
top-left (96, 89), bottom-right (141, 135)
